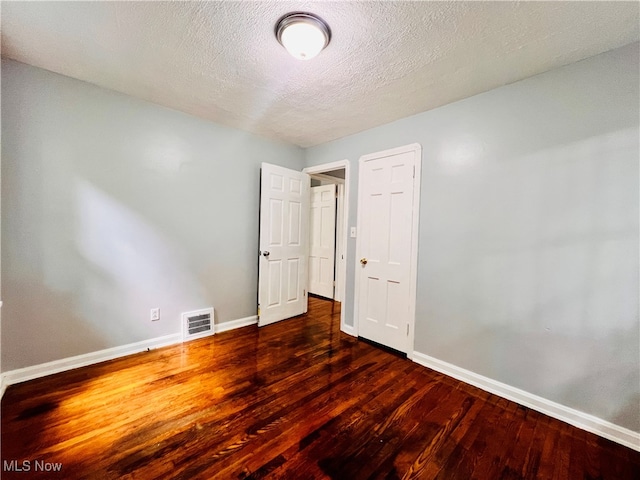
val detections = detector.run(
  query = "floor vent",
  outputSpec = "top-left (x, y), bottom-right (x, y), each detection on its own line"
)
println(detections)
top-left (182, 307), bottom-right (214, 341)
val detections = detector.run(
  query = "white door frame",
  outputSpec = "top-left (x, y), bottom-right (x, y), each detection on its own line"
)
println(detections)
top-left (353, 143), bottom-right (422, 359)
top-left (303, 160), bottom-right (350, 333)
top-left (334, 182), bottom-right (346, 303)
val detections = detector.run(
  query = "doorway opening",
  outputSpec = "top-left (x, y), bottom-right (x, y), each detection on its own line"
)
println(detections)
top-left (303, 160), bottom-right (350, 334)
top-left (257, 161), bottom-right (349, 332)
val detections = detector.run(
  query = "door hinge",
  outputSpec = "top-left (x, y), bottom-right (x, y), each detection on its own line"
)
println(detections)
top-left (303, 289), bottom-right (306, 296)
top-left (413, 166), bottom-right (415, 178)
top-left (406, 324), bottom-right (409, 335)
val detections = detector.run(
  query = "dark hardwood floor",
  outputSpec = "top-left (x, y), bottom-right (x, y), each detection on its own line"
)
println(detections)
top-left (2, 296), bottom-right (639, 479)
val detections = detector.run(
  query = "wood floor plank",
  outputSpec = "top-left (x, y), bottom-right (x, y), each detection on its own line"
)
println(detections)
top-left (2, 296), bottom-right (639, 479)
top-left (259, 363), bottom-right (441, 480)
top-left (183, 357), bottom-right (416, 479)
top-left (468, 398), bottom-right (522, 479)
top-left (498, 407), bottom-right (539, 479)
top-left (552, 426), bottom-right (573, 479)
top-left (429, 394), bottom-right (495, 480)
top-left (535, 421), bottom-right (563, 479)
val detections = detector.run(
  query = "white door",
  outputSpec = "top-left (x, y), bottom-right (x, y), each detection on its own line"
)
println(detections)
top-left (309, 184), bottom-right (336, 299)
top-left (356, 144), bottom-right (421, 354)
top-left (258, 163), bottom-right (310, 327)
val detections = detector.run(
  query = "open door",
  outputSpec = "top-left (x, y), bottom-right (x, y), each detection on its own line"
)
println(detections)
top-left (308, 184), bottom-right (336, 299)
top-left (258, 163), bottom-right (310, 327)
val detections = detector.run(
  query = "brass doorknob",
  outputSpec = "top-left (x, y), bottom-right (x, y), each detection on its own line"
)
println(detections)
top-left (360, 258), bottom-right (368, 265)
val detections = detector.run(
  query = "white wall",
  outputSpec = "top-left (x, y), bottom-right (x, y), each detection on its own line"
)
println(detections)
top-left (305, 43), bottom-right (640, 431)
top-left (1, 59), bottom-right (304, 371)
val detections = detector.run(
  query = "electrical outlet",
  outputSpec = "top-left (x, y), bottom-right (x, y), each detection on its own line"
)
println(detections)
top-left (150, 308), bottom-right (160, 321)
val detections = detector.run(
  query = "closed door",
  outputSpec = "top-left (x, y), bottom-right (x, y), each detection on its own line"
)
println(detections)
top-left (258, 163), bottom-right (310, 327)
top-left (309, 184), bottom-right (336, 299)
top-left (356, 144), bottom-right (421, 354)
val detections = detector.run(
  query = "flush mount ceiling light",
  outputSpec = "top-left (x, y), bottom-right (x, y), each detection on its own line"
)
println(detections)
top-left (275, 12), bottom-right (331, 60)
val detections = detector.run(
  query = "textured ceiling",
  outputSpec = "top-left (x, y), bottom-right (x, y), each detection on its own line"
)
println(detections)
top-left (2, 1), bottom-right (639, 148)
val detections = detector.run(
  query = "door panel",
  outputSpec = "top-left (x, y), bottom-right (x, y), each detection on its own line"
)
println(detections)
top-left (287, 258), bottom-right (300, 301)
top-left (308, 184), bottom-right (336, 298)
top-left (258, 163), bottom-right (310, 326)
top-left (357, 146), bottom-right (421, 353)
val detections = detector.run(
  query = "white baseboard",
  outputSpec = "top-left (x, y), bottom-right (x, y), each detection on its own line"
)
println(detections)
top-left (2, 333), bottom-right (183, 388)
top-left (412, 351), bottom-right (640, 452)
top-left (1, 315), bottom-right (259, 392)
top-left (215, 315), bottom-right (257, 333)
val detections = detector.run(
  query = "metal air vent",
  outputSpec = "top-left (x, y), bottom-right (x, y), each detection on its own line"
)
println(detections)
top-left (182, 307), bottom-right (214, 341)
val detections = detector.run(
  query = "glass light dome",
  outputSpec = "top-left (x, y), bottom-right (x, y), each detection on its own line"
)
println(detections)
top-left (276, 13), bottom-right (331, 61)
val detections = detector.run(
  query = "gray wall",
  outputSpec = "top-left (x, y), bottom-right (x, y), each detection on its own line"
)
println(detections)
top-left (3, 43), bottom-right (638, 432)
top-left (1, 59), bottom-right (304, 371)
top-left (305, 43), bottom-right (639, 431)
